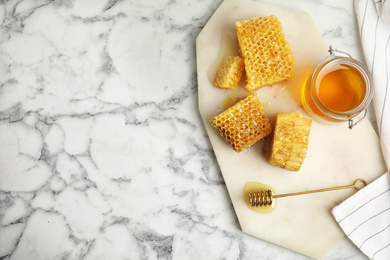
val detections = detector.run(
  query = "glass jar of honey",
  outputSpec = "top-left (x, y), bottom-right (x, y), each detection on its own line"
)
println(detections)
top-left (301, 46), bottom-right (373, 129)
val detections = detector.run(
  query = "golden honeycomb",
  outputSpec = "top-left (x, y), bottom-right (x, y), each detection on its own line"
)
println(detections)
top-left (265, 112), bottom-right (312, 171)
top-left (214, 55), bottom-right (245, 90)
top-left (235, 15), bottom-right (295, 91)
top-left (210, 94), bottom-right (272, 152)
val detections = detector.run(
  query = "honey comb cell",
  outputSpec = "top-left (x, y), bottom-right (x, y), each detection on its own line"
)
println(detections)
top-left (235, 15), bottom-right (295, 91)
top-left (210, 94), bottom-right (272, 152)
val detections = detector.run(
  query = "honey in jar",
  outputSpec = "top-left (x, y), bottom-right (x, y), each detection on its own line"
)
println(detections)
top-left (301, 47), bottom-right (373, 128)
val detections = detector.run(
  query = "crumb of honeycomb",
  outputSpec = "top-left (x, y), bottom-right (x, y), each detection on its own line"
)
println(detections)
top-left (214, 55), bottom-right (245, 90)
top-left (210, 94), bottom-right (272, 152)
top-left (235, 15), bottom-right (295, 91)
top-left (265, 112), bottom-right (312, 171)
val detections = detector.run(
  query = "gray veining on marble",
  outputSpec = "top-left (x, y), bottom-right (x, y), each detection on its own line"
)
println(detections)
top-left (0, 0), bottom-right (370, 259)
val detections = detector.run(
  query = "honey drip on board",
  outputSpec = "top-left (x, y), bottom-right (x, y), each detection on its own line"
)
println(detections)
top-left (317, 64), bottom-right (366, 112)
top-left (221, 94), bottom-right (242, 109)
top-left (243, 182), bottom-right (276, 213)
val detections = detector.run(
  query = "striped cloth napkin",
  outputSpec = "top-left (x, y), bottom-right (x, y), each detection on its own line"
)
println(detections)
top-left (331, 0), bottom-right (390, 259)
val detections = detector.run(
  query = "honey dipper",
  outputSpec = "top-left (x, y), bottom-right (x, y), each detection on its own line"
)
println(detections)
top-left (243, 179), bottom-right (367, 213)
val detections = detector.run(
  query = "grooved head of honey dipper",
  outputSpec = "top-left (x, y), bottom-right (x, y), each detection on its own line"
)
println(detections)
top-left (243, 182), bottom-right (276, 213)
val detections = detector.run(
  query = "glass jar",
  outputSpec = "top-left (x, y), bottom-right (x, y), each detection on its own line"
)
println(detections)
top-left (301, 46), bottom-right (373, 129)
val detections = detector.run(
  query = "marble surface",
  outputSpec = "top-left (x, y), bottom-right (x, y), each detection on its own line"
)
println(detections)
top-left (0, 0), bottom-right (375, 259)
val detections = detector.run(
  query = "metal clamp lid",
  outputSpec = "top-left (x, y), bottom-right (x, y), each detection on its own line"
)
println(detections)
top-left (328, 45), bottom-right (352, 58)
top-left (348, 109), bottom-right (367, 129)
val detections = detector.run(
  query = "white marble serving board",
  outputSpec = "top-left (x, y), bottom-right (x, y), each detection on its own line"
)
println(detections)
top-left (196, 0), bottom-right (387, 259)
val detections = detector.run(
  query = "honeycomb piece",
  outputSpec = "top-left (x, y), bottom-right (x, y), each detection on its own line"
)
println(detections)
top-left (214, 55), bottom-right (245, 90)
top-left (235, 15), bottom-right (295, 91)
top-left (266, 112), bottom-right (312, 171)
top-left (210, 94), bottom-right (272, 152)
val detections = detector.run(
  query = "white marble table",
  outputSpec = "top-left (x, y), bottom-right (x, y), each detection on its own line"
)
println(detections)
top-left (0, 0), bottom-right (372, 259)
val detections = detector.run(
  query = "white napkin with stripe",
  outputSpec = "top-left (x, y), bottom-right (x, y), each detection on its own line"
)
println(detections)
top-left (331, 0), bottom-right (390, 259)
